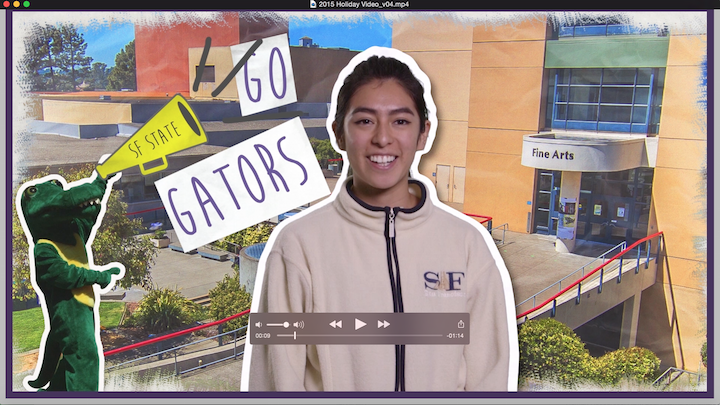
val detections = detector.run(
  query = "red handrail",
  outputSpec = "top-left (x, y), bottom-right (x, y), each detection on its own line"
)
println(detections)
top-left (125, 206), bottom-right (165, 216)
top-left (464, 213), bottom-right (492, 225)
top-left (516, 231), bottom-right (663, 320)
top-left (104, 309), bottom-right (251, 356)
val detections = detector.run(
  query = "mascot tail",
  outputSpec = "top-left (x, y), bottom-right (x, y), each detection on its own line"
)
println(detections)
top-left (27, 344), bottom-right (62, 389)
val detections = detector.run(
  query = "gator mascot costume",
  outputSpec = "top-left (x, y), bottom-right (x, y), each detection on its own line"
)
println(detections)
top-left (17, 171), bottom-right (124, 391)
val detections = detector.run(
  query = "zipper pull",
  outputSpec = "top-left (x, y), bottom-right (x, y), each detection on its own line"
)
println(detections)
top-left (389, 210), bottom-right (395, 238)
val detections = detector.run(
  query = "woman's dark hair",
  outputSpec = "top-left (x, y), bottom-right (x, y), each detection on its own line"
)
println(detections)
top-left (333, 55), bottom-right (428, 138)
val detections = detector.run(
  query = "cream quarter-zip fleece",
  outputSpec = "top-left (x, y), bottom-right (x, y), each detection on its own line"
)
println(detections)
top-left (248, 177), bottom-right (517, 391)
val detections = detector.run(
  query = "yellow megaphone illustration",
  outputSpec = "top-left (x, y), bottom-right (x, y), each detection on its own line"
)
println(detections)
top-left (96, 94), bottom-right (207, 179)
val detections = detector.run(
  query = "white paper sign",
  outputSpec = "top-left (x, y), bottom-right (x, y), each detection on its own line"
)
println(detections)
top-left (231, 33), bottom-right (298, 116)
top-left (155, 117), bottom-right (329, 252)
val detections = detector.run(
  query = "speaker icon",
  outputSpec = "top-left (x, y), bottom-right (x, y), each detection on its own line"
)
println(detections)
top-left (293, 320), bottom-right (305, 329)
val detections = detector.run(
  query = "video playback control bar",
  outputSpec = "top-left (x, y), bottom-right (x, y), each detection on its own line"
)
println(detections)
top-left (249, 313), bottom-right (469, 345)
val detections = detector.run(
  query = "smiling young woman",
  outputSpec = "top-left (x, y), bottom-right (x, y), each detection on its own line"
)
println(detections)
top-left (246, 49), bottom-right (518, 393)
top-left (334, 77), bottom-right (429, 208)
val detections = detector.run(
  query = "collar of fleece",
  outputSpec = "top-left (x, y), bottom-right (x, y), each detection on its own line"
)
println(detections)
top-left (332, 176), bottom-right (434, 234)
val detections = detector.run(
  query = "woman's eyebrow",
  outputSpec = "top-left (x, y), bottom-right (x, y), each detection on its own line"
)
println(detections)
top-left (350, 106), bottom-right (416, 116)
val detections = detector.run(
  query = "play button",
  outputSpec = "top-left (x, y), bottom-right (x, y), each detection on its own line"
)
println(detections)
top-left (354, 318), bottom-right (366, 330)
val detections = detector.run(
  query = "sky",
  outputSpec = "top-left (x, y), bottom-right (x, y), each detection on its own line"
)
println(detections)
top-left (76, 14), bottom-right (392, 67)
top-left (77, 21), bottom-right (135, 67)
top-left (288, 14), bottom-right (392, 51)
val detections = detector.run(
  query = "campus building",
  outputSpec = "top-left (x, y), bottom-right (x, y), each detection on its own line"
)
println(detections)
top-left (393, 15), bottom-right (707, 370)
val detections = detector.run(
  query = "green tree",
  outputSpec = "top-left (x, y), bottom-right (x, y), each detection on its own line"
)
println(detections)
top-left (12, 164), bottom-right (157, 301)
top-left (84, 62), bottom-right (110, 91)
top-left (309, 138), bottom-right (342, 169)
top-left (207, 270), bottom-right (252, 333)
top-left (20, 23), bottom-right (93, 92)
top-left (54, 24), bottom-right (93, 91)
top-left (107, 40), bottom-right (136, 91)
top-left (20, 24), bottom-right (62, 91)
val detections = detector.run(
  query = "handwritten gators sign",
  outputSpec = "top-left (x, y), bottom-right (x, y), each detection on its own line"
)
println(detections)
top-left (155, 117), bottom-right (330, 252)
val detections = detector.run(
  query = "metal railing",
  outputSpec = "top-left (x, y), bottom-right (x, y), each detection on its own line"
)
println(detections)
top-left (516, 232), bottom-right (663, 321)
top-left (464, 213), bottom-right (492, 230)
top-left (653, 366), bottom-right (705, 390)
top-left (105, 309), bottom-right (251, 376)
top-left (106, 325), bottom-right (247, 377)
top-left (488, 223), bottom-right (508, 245)
top-left (516, 241), bottom-right (626, 313)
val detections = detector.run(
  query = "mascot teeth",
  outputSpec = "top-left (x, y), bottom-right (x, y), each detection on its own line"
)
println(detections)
top-left (79, 199), bottom-right (101, 208)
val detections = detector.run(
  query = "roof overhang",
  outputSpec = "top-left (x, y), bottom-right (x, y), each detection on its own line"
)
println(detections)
top-left (521, 131), bottom-right (658, 172)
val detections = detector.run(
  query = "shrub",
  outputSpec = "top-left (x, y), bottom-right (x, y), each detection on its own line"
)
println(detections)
top-left (208, 270), bottom-right (252, 332)
top-left (518, 318), bottom-right (592, 386)
top-left (214, 222), bottom-right (275, 253)
top-left (701, 340), bottom-right (707, 368)
top-left (126, 287), bottom-right (206, 333)
top-left (592, 346), bottom-right (661, 385)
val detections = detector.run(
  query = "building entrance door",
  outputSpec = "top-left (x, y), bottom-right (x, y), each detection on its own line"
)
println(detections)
top-left (436, 164), bottom-right (451, 202)
top-left (534, 170), bottom-right (562, 235)
top-left (452, 166), bottom-right (465, 204)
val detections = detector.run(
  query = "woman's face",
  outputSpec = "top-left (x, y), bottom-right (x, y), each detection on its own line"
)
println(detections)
top-left (334, 78), bottom-right (430, 207)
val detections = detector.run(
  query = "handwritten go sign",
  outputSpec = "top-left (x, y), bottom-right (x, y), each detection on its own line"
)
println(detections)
top-left (154, 117), bottom-right (329, 252)
top-left (231, 33), bottom-right (298, 116)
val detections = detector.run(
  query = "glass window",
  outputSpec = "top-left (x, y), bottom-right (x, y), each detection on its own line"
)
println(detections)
top-left (600, 87), bottom-right (634, 104)
top-left (556, 85), bottom-right (570, 102)
top-left (603, 69), bottom-right (636, 84)
top-left (634, 87), bottom-right (650, 103)
top-left (537, 191), bottom-right (551, 209)
top-left (548, 68), bottom-right (665, 134)
top-left (195, 65), bottom-right (216, 83)
top-left (599, 105), bottom-right (632, 122)
top-left (557, 69), bottom-right (571, 84)
top-left (569, 104), bottom-right (599, 121)
top-left (535, 210), bottom-right (549, 228)
top-left (632, 107), bottom-right (648, 123)
top-left (538, 173), bottom-right (554, 191)
top-left (571, 69), bottom-right (602, 85)
top-left (606, 169), bottom-right (634, 182)
top-left (569, 86), bottom-right (600, 103)
top-left (637, 168), bottom-right (654, 184)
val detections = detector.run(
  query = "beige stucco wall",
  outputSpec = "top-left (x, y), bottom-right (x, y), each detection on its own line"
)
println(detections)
top-left (637, 32), bottom-right (707, 370)
top-left (188, 46), bottom-right (239, 100)
top-left (392, 16), bottom-right (474, 204)
top-left (391, 15), bottom-right (708, 371)
top-left (464, 17), bottom-right (548, 231)
top-left (42, 99), bottom-right (132, 124)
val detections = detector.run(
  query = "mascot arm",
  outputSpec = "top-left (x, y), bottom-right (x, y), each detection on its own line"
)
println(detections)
top-left (34, 244), bottom-right (116, 289)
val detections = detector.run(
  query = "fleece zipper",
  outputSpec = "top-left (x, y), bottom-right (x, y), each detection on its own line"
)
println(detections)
top-left (385, 207), bottom-right (406, 391)
top-left (345, 180), bottom-right (426, 392)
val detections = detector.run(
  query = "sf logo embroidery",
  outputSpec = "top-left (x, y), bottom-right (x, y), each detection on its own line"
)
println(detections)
top-left (424, 271), bottom-right (465, 291)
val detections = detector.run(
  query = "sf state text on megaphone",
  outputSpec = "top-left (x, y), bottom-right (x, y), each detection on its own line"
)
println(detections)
top-left (96, 94), bottom-right (207, 179)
